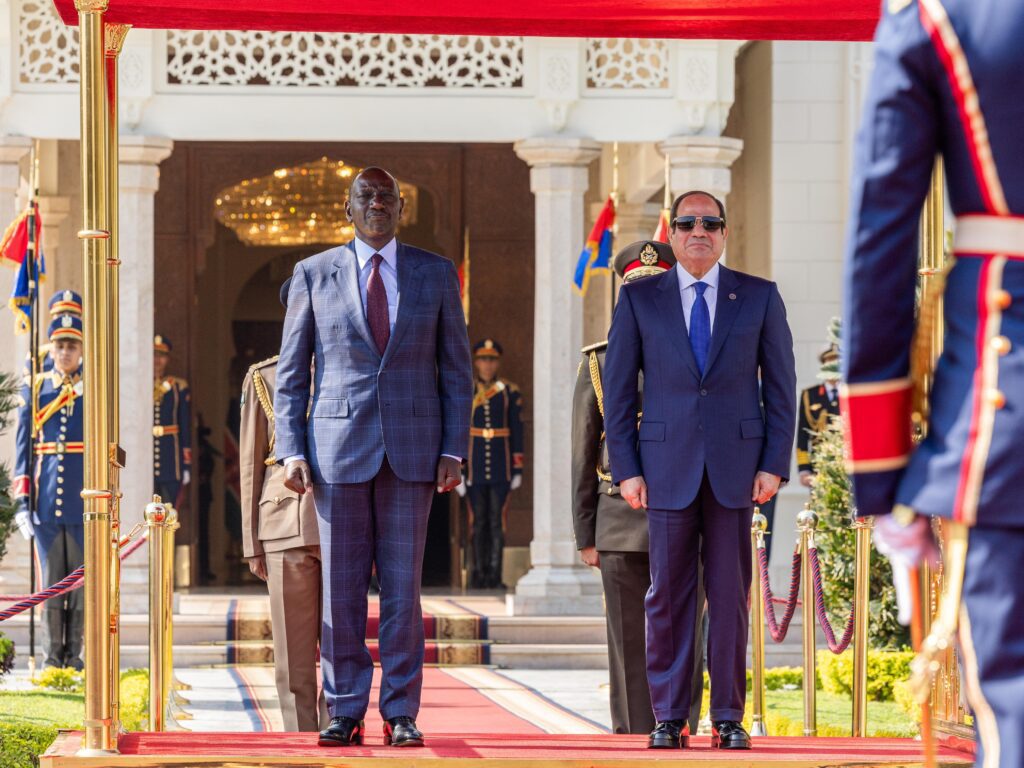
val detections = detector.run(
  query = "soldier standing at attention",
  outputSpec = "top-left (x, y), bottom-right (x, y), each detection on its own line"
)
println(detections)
top-left (153, 334), bottom-right (191, 507)
top-left (841, 3), bottom-right (1024, 766)
top-left (571, 241), bottom-right (706, 736)
top-left (13, 315), bottom-right (86, 669)
top-left (464, 339), bottom-right (524, 589)
top-left (239, 277), bottom-right (326, 732)
top-left (796, 341), bottom-right (840, 488)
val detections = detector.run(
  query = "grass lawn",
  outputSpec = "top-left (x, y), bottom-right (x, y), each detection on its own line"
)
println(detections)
top-left (0, 690), bottom-right (84, 728)
top-left (756, 690), bottom-right (917, 738)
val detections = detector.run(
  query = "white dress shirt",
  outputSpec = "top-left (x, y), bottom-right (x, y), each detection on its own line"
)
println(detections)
top-left (352, 235), bottom-right (400, 331)
top-left (676, 261), bottom-right (720, 331)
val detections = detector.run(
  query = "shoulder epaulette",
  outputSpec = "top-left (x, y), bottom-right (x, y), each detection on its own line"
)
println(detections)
top-left (173, 376), bottom-right (190, 389)
top-left (249, 355), bottom-right (279, 374)
top-left (502, 379), bottom-right (520, 393)
top-left (581, 340), bottom-right (608, 355)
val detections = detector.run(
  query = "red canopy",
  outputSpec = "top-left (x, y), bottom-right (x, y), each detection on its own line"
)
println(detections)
top-left (52, 1), bottom-right (880, 41)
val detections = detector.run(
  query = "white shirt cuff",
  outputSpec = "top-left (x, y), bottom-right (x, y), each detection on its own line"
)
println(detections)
top-left (283, 455), bottom-right (306, 466)
top-left (442, 454), bottom-right (462, 462)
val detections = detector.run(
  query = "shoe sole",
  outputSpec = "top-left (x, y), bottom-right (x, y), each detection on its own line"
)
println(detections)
top-left (711, 738), bottom-right (751, 750)
top-left (647, 737), bottom-right (688, 749)
top-left (317, 737), bottom-right (364, 747)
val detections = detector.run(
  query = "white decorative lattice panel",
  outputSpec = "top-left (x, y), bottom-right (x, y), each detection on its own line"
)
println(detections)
top-left (586, 39), bottom-right (670, 90)
top-left (19, 0), bottom-right (79, 84)
top-left (166, 32), bottom-right (524, 88)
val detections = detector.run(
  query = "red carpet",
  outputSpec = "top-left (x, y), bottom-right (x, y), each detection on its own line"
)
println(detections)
top-left (43, 731), bottom-right (974, 767)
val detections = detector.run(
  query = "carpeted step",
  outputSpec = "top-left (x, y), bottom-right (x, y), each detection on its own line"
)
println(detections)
top-left (219, 639), bottom-right (492, 666)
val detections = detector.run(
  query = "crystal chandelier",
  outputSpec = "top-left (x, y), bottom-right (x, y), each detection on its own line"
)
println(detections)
top-left (214, 157), bottom-right (418, 247)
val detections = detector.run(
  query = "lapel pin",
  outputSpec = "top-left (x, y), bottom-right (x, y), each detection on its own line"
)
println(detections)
top-left (729, 293), bottom-right (737, 300)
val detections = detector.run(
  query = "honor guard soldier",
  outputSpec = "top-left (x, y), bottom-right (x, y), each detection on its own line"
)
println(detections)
top-left (21, 289), bottom-right (83, 376)
top-left (464, 339), bottom-right (524, 588)
top-left (796, 341), bottom-right (840, 487)
top-left (153, 334), bottom-right (192, 506)
top-left (841, 2), bottom-right (1024, 765)
top-left (13, 315), bottom-right (85, 669)
top-left (571, 240), bottom-right (705, 736)
top-left (240, 279), bottom-right (326, 731)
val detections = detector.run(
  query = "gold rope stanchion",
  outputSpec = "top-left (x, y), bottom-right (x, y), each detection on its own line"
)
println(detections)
top-left (145, 497), bottom-right (169, 732)
top-left (104, 21), bottom-right (129, 738)
top-left (749, 508), bottom-right (768, 737)
top-left (75, 0), bottom-right (116, 756)
top-left (163, 504), bottom-right (179, 705)
top-left (851, 516), bottom-right (873, 736)
top-left (798, 505), bottom-right (818, 737)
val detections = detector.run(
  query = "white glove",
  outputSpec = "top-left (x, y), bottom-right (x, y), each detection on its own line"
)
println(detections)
top-left (510, 475), bottom-right (522, 491)
top-left (455, 477), bottom-right (467, 498)
top-left (873, 514), bottom-right (940, 626)
top-left (182, 469), bottom-right (191, 486)
top-left (14, 510), bottom-right (33, 541)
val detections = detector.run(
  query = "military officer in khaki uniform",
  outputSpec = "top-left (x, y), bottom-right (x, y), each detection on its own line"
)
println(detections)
top-left (571, 240), bottom-right (705, 735)
top-left (240, 279), bottom-right (325, 732)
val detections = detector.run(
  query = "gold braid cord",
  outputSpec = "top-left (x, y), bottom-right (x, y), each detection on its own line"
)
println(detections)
top-left (588, 352), bottom-right (604, 418)
top-left (251, 369), bottom-right (277, 462)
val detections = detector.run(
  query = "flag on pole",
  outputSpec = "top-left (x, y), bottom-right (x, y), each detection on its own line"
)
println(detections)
top-left (573, 195), bottom-right (616, 295)
top-left (653, 208), bottom-right (671, 244)
top-left (4, 203), bottom-right (45, 334)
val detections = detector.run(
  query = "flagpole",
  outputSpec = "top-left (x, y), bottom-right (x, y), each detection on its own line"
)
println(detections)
top-left (609, 142), bottom-right (620, 311)
top-left (26, 139), bottom-right (40, 675)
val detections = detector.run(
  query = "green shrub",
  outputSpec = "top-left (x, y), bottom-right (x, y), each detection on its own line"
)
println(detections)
top-left (0, 722), bottom-right (58, 768)
top-left (817, 649), bottom-right (914, 701)
top-left (31, 667), bottom-right (83, 693)
top-left (119, 669), bottom-right (149, 731)
top-left (809, 418), bottom-right (909, 648)
top-left (0, 632), bottom-right (15, 679)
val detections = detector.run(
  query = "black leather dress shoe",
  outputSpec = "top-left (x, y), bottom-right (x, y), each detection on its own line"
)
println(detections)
top-left (712, 720), bottom-right (751, 749)
top-left (318, 715), bottom-right (364, 747)
top-left (384, 716), bottom-right (425, 747)
top-left (648, 720), bottom-right (689, 749)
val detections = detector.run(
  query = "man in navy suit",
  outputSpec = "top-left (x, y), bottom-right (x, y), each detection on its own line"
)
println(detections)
top-left (603, 191), bottom-right (796, 750)
top-left (274, 167), bottom-right (473, 748)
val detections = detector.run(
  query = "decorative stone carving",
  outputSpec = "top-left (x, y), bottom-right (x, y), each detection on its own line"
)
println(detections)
top-left (165, 31), bottom-right (524, 88)
top-left (586, 38), bottom-right (670, 90)
top-left (18, 0), bottom-right (79, 84)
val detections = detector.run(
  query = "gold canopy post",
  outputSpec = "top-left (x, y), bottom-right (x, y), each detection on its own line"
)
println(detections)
top-left (103, 21), bottom-right (129, 737)
top-left (76, 0), bottom-right (116, 755)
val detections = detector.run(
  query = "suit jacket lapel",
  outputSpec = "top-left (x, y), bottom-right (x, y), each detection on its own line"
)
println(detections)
top-left (331, 243), bottom-right (380, 358)
top-left (704, 265), bottom-right (743, 376)
top-left (655, 270), bottom-right (700, 380)
top-left (381, 242), bottom-right (423, 367)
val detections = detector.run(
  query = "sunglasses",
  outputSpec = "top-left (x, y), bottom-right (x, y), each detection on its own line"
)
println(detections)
top-left (672, 215), bottom-right (726, 232)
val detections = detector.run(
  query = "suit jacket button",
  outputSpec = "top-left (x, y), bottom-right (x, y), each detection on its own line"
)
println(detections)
top-left (700, 389), bottom-right (708, 396)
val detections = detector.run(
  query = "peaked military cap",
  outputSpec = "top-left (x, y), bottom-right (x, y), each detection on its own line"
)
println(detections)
top-left (49, 289), bottom-right (83, 318)
top-left (473, 339), bottom-right (503, 358)
top-left (49, 314), bottom-right (83, 343)
top-left (154, 334), bottom-right (172, 354)
top-left (614, 240), bottom-right (674, 282)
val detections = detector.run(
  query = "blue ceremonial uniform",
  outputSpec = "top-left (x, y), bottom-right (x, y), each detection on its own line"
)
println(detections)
top-left (466, 375), bottom-right (524, 588)
top-left (153, 375), bottom-right (191, 506)
top-left (842, 2), bottom-right (1024, 764)
top-left (14, 365), bottom-right (85, 669)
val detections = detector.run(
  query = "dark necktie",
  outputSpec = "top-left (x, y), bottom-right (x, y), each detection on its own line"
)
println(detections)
top-left (367, 253), bottom-right (390, 355)
top-left (690, 281), bottom-right (711, 375)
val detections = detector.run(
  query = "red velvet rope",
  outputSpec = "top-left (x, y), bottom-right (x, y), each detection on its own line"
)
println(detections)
top-left (0, 534), bottom-right (148, 621)
top-left (808, 545), bottom-right (857, 654)
top-left (758, 544), bottom-right (802, 643)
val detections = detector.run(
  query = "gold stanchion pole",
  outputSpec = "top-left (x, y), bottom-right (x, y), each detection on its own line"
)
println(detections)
top-left (75, 0), bottom-right (116, 756)
top-left (750, 508), bottom-right (768, 737)
top-left (798, 505), bottom-right (818, 737)
top-left (851, 516), bottom-right (873, 736)
top-left (104, 21), bottom-right (129, 737)
top-left (145, 497), bottom-right (168, 732)
top-left (163, 505), bottom-right (179, 705)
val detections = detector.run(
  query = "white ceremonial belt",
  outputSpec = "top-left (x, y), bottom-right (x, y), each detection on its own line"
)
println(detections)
top-left (955, 215), bottom-right (1024, 257)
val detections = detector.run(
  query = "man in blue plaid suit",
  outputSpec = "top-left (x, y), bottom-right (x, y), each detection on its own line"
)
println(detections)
top-left (274, 167), bottom-right (473, 748)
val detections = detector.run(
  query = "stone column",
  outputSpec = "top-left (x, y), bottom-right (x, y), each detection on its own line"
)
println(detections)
top-left (659, 136), bottom-right (743, 206)
top-left (118, 136), bottom-right (173, 612)
top-left (512, 137), bottom-right (604, 616)
top-left (0, 136), bottom-right (32, 605)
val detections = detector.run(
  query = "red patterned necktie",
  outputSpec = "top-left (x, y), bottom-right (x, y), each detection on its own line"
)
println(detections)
top-left (367, 253), bottom-right (390, 355)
